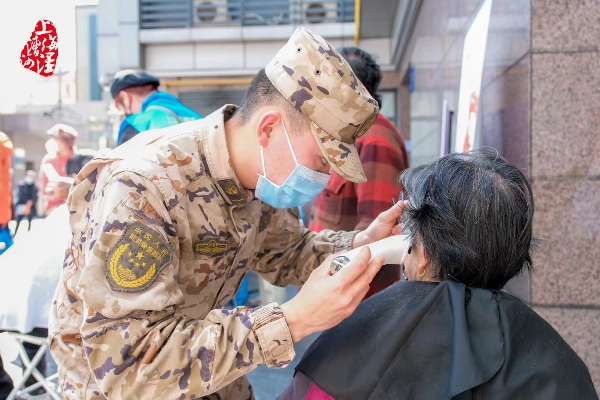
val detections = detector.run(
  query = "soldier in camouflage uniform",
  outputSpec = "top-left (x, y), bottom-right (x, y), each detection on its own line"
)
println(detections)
top-left (50, 28), bottom-right (406, 399)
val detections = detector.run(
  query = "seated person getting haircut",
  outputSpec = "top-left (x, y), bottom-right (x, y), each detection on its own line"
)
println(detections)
top-left (279, 150), bottom-right (598, 400)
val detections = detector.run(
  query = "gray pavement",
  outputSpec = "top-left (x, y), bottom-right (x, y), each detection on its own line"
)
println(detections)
top-left (248, 332), bottom-right (318, 400)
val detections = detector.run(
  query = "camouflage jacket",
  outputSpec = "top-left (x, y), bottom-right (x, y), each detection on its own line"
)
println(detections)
top-left (49, 105), bottom-right (356, 399)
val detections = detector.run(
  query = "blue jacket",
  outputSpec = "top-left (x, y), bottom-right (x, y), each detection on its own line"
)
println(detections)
top-left (117, 92), bottom-right (201, 145)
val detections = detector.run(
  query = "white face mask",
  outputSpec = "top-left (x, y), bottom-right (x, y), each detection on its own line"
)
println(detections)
top-left (45, 138), bottom-right (59, 154)
top-left (255, 119), bottom-right (330, 209)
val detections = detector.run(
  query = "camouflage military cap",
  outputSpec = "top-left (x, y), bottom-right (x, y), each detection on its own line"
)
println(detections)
top-left (266, 27), bottom-right (379, 183)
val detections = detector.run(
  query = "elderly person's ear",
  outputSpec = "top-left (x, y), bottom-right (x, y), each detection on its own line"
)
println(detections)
top-left (406, 240), bottom-right (432, 281)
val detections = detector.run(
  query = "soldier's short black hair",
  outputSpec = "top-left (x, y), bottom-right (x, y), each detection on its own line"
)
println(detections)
top-left (400, 149), bottom-right (535, 289)
top-left (235, 68), bottom-right (309, 135)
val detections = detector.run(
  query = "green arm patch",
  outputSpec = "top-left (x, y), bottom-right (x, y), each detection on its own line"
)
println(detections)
top-left (217, 179), bottom-right (246, 204)
top-left (104, 222), bottom-right (173, 293)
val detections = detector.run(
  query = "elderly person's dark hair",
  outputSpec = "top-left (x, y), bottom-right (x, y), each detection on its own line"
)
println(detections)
top-left (338, 47), bottom-right (382, 107)
top-left (400, 149), bottom-right (534, 289)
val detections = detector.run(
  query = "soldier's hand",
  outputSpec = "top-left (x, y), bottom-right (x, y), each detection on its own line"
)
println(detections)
top-left (352, 200), bottom-right (408, 248)
top-left (280, 247), bottom-right (384, 342)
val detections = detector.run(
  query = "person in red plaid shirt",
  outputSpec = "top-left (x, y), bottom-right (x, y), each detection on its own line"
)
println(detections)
top-left (308, 47), bottom-right (409, 299)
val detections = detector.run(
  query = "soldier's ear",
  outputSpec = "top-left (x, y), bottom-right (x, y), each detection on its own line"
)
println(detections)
top-left (256, 110), bottom-right (282, 146)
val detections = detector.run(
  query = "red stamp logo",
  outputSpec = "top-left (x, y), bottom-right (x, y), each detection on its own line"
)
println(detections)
top-left (20, 20), bottom-right (58, 77)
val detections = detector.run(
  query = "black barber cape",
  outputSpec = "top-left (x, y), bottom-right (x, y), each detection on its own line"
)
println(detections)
top-left (294, 281), bottom-right (597, 400)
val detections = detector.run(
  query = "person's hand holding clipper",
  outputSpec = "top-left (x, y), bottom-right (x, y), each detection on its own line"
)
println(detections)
top-left (330, 193), bottom-right (410, 275)
top-left (281, 196), bottom-right (409, 342)
top-left (281, 247), bottom-right (385, 342)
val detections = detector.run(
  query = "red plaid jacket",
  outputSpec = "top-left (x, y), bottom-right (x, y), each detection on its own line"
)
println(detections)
top-left (309, 114), bottom-right (409, 298)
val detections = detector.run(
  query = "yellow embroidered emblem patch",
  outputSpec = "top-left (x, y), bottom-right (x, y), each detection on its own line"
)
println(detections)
top-left (217, 179), bottom-right (245, 204)
top-left (105, 222), bottom-right (172, 292)
top-left (194, 236), bottom-right (229, 256)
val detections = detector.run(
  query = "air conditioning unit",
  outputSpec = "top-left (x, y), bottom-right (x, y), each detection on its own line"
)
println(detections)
top-left (291, 0), bottom-right (338, 24)
top-left (194, 0), bottom-right (229, 23)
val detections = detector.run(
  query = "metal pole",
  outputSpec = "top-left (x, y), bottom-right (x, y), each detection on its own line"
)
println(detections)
top-left (354, 0), bottom-right (361, 46)
top-left (241, 0), bottom-right (245, 26)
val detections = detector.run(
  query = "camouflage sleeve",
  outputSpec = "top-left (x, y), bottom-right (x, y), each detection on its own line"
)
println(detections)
top-left (76, 173), bottom-right (294, 398)
top-left (254, 208), bottom-right (358, 286)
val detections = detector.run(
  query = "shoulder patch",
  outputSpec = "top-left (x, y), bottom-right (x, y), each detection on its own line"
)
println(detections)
top-left (217, 179), bottom-right (246, 204)
top-left (105, 222), bottom-right (172, 292)
top-left (194, 235), bottom-right (229, 256)
top-left (259, 210), bottom-right (272, 233)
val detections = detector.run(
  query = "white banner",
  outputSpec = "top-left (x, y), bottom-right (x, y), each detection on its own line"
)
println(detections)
top-left (455, 0), bottom-right (493, 153)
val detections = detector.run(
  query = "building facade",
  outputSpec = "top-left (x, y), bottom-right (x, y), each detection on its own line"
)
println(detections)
top-left (95, 0), bottom-right (396, 120)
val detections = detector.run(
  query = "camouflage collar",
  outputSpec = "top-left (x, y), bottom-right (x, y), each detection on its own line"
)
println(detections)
top-left (201, 105), bottom-right (252, 206)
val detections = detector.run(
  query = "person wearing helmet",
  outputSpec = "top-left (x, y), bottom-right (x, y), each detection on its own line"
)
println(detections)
top-left (110, 69), bottom-right (202, 145)
top-left (38, 124), bottom-right (78, 216)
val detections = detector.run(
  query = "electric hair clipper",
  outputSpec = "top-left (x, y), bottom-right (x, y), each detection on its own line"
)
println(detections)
top-left (329, 235), bottom-right (410, 275)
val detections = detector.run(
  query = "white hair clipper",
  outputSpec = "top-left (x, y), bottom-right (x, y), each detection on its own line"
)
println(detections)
top-left (329, 235), bottom-right (410, 275)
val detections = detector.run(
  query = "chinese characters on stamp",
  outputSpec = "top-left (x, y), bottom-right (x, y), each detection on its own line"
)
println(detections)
top-left (20, 20), bottom-right (58, 77)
